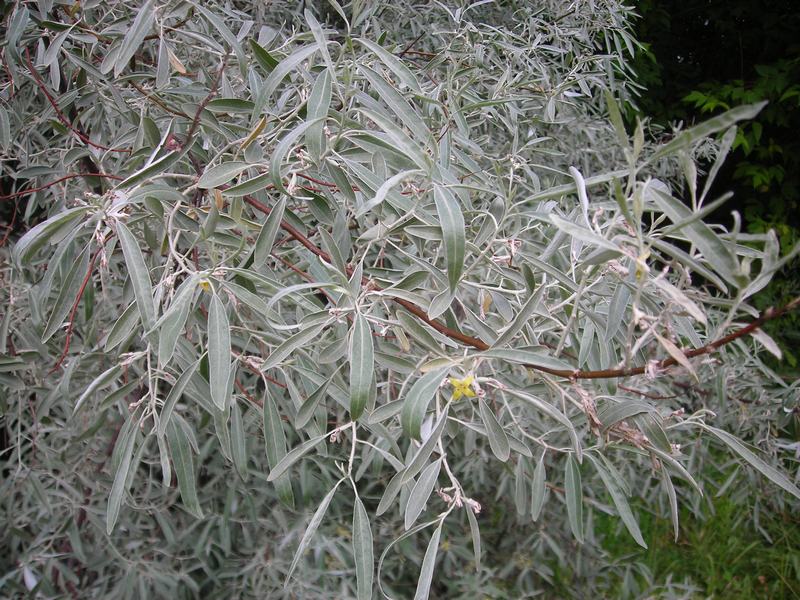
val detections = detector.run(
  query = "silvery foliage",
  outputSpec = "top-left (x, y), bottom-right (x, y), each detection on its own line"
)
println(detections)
top-left (1, 1), bottom-right (798, 598)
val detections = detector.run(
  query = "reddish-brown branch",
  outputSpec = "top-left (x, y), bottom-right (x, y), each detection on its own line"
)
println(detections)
top-left (25, 49), bottom-right (131, 153)
top-left (0, 172), bottom-right (123, 201)
top-left (296, 173), bottom-right (340, 188)
top-left (49, 247), bottom-right (102, 373)
top-left (243, 193), bottom-right (800, 381)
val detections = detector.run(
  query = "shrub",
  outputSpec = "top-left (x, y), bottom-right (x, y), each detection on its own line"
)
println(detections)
top-left (1, 1), bottom-right (798, 597)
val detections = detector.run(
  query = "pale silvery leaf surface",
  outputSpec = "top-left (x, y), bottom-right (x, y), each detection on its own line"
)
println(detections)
top-left (1, 1), bottom-right (798, 598)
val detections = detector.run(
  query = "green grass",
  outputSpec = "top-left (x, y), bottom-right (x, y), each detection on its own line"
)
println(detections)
top-left (596, 495), bottom-right (800, 599)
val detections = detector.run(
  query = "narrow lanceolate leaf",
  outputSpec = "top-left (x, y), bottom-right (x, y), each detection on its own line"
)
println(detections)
top-left (270, 119), bottom-right (324, 195)
top-left (404, 459), bottom-right (442, 530)
top-left (208, 294), bottom-right (231, 410)
top-left (253, 197), bottom-right (286, 268)
top-left (652, 189), bottom-right (741, 287)
top-left (353, 494), bottom-right (374, 600)
top-left (74, 364), bottom-right (122, 416)
top-left (648, 101), bottom-right (766, 163)
top-left (42, 242), bottom-right (91, 342)
top-left (704, 425), bottom-right (800, 500)
top-left (349, 314), bottom-right (373, 420)
top-left (158, 359), bottom-right (200, 437)
top-left (306, 69), bottom-right (332, 163)
top-left (589, 456), bottom-right (647, 548)
top-left (286, 480), bottom-right (342, 582)
top-left (356, 38), bottom-right (422, 92)
top-left (481, 348), bottom-right (574, 371)
top-left (401, 367), bottom-right (448, 440)
top-left (414, 522), bottom-right (443, 600)
top-left (241, 115), bottom-right (267, 151)
top-left (549, 214), bottom-right (622, 255)
top-left (166, 419), bottom-right (203, 518)
top-left (491, 285), bottom-right (545, 348)
top-left (357, 169), bottom-right (422, 217)
top-left (531, 453), bottom-right (547, 522)
top-left (402, 406), bottom-right (449, 483)
top-left (504, 389), bottom-right (581, 462)
top-left (377, 470), bottom-right (406, 516)
top-left (267, 430), bottom-right (329, 482)
top-left (113, 0), bottom-right (156, 76)
top-left (466, 504), bottom-right (481, 572)
top-left (478, 399), bottom-right (510, 462)
top-left (359, 65), bottom-right (431, 143)
top-left (197, 162), bottom-right (251, 189)
top-left (12, 206), bottom-right (89, 266)
top-left (116, 221), bottom-right (155, 331)
top-left (661, 470), bottom-right (680, 542)
top-left (262, 43), bottom-right (319, 100)
top-left (157, 276), bottom-right (197, 366)
top-left (261, 322), bottom-right (327, 371)
top-left (433, 185), bottom-right (465, 292)
top-left (296, 376), bottom-right (332, 429)
top-left (655, 332), bottom-right (696, 379)
top-left (262, 389), bottom-right (294, 507)
top-left (231, 400), bottom-right (248, 480)
top-left (106, 417), bottom-right (138, 534)
top-left (564, 455), bottom-right (583, 543)
top-left (117, 150), bottom-right (183, 189)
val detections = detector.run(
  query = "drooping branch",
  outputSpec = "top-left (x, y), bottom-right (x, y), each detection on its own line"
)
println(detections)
top-left (243, 194), bottom-right (800, 380)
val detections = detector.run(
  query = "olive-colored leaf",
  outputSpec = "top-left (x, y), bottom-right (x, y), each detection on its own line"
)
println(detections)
top-left (564, 454), bottom-right (583, 543)
top-left (404, 458), bottom-right (441, 530)
top-left (166, 418), bottom-right (203, 519)
top-left (478, 398), bottom-right (510, 462)
top-left (106, 415), bottom-right (138, 534)
top-left (413, 522), bottom-right (443, 600)
top-left (262, 389), bottom-right (295, 507)
top-left (42, 242), bottom-right (90, 342)
top-left (113, 0), bottom-right (155, 76)
top-left (208, 294), bottom-right (231, 411)
top-left (703, 425), bottom-right (800, 500)
top-left (433, 185), bottom-right (465, 292)
top-left (349, 313), bottom-right (373, 420)
top-left (286, 479), bottom-right (342, 582)
top-left (198, 162), bottom-right (251, 189)
top-left (116, 221), bottom-right (155, 331)
top-left (531, 453), bottom-right (547, 522)
top-left (353, 494), bottom-right (374, 600)
top-left (400, 367), bottom-right (448, 440)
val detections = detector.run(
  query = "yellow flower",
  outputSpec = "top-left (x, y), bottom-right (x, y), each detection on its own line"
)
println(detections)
top-left (450, 375), bottom-right (476, 401)
top-left (199, 280), bottom-right (212, 292)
